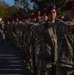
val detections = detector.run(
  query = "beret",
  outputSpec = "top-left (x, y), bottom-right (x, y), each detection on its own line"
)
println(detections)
top-left (64, 1), bottom-right (74, 11)
top-left (33, 11), bottom-right (40, 17)
top-left (46, 5), bottom-right (56, 15)
top-left (40, 8), bottom-right (47, 16)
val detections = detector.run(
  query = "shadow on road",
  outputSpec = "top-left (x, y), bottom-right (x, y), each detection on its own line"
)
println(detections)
top-left (0, 40), bottom-right (30, 75)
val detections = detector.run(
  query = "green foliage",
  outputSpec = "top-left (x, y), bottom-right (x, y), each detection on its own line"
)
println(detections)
top-left (0, 1), bottom-right (23, 21)
top-left (31, 0), bottom-right (66, 15)
top-left (0, 0), bottom-right (67, 20)
top-left (14, 0), bottom-right (31, 12)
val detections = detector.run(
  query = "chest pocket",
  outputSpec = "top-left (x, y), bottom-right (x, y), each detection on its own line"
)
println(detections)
top-left (39, 28), bottom-right (54, 61)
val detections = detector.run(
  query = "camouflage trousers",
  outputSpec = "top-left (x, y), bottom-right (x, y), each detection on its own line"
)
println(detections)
top-left (37, 59), bottom-right (56, 75)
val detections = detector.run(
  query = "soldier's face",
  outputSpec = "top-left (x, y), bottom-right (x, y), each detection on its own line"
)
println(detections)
top-left (7, 21), bottom-right (10, 24)
top-left (41, 14), bottom-right (48, 21)
top-left (48, 9), bottom-right (57, 21)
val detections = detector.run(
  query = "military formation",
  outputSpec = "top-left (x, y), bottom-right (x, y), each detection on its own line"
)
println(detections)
top-left (1, 1), bottom-right (74, 75)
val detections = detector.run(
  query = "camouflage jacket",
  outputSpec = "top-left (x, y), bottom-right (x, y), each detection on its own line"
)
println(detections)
top-left (31, 21), bottom-right (58, 68)
top-left (40, 21), bottom-right (57, 62)
top-left (55, 17), bottom-right (74, 68)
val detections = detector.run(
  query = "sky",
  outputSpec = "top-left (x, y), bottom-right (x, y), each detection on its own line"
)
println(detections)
top-left (4, 0), bottom-right (14, 6)
top-left (4, 0), bottom-right (33, 9)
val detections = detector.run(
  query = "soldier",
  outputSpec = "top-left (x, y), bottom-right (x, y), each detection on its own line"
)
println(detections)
top-left (5, 20), bottom-right (11, 41)
top-left (10, 19), bottom-right (17, 47)
top-left (0, 20), bottom-right (4, 45)
top-left (55, 1), bottom-right (74, 75)
top-left (29, 12), bottom-right (39, 67)
top-left (34, 4), bottom-right (57, 75)
top-left (21, 14), bottom-right (35, 74)
top-left (40, 8), bottom-right (48, 22)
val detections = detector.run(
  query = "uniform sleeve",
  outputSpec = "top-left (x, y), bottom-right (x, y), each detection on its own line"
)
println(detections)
top-left (67, 25), bottom-right (74, 34)
top-left (55, 21), bottom-right (74, 45)
top-left (55, 21), bottom-right (68, 34)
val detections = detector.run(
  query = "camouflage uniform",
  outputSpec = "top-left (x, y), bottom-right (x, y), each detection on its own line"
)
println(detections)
top-left (55, 17), bottom-right (74, 75)
top-left (31, 22), bottom-right (41, 75)
top-left (4, 23), bottom-right (8, 40)
top-left (14, 21), bottom-right (23, 49)
top-left (32, 21), bottom-right (58, 75)
top-left (10, 22), bottom-right (17, 46)
top-left (22, 22), bottom-right (34, 72)
top-left (0, 22), bottom-right (3, 45)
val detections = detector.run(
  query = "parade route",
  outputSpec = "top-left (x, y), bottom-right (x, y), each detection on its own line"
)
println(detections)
top-left (0, 39), bottom-right (30, 75)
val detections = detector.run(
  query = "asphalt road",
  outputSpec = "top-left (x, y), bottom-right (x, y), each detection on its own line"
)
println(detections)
top-left (0, 39), bottom-right (30, 75)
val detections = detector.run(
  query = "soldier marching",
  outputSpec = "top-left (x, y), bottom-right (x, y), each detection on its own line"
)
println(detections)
top-left (2, 1), bottom-right (74, 75)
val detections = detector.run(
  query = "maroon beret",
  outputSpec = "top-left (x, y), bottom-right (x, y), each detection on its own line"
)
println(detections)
top-left (40, 8), bottom-right (46, 16)
top-left (46, 5), bottom-right (56, 15)
top-left (64, 1), bottom-right (74, 11)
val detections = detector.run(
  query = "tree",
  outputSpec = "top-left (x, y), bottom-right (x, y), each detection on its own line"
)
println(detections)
top-left (31, 0), bottom-right (66, 15)
top-left (0, 0), bottom-right (19, 20)
top-left (14, 0), bottom-right (33, 13)
top-left (0, 5), bottom-right (4, 18)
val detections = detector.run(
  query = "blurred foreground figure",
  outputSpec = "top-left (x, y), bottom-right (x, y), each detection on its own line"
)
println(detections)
top-left (55, 1), bottom-right (74, 75)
